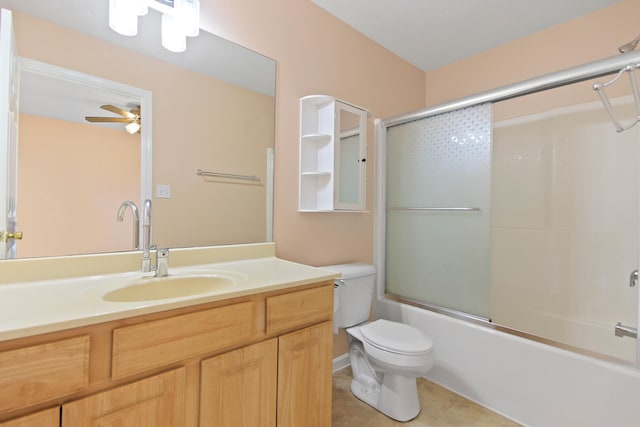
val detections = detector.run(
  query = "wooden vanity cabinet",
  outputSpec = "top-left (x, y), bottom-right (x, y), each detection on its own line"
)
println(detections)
top-left (0, 281), bottom-right (334, 427)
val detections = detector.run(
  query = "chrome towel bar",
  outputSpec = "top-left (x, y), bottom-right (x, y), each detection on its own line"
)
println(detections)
top-left (196, 169), bottom-right (261, 183)
top-left (388, 207), bottom-right (481, 212)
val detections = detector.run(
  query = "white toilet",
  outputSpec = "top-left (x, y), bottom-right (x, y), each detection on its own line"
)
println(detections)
top-left (326, 263), bottom-right (434, 422)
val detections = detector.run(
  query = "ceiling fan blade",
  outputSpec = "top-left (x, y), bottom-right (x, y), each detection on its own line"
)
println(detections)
top-left (100, 104), bottom-right (136, 119)
top-left (85, 116), bottom-right (135, 123)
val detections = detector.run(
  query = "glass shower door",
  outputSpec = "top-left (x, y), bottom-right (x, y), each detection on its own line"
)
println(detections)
top-left (385, 104), bottom-right (493, 319)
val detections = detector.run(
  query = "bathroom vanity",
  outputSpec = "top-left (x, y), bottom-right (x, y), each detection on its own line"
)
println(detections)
top-left (0, 244), bottom-right (337, 426)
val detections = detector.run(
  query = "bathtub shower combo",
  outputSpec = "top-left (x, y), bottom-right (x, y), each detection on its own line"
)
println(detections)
top-left (376, 45), bottom-right (640, 366)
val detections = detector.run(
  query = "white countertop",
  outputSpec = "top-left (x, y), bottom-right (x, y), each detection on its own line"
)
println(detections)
top-left (0, 256), bottom-right (339, 342)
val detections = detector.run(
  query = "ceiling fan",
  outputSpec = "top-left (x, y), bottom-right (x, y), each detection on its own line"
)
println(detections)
top-left (85, 104), bottom-right (141, 134)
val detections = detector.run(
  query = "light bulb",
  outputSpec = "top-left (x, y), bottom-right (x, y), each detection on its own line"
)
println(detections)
top-left (109, 0), bottom-right (138, 36)
top-left (125, 122), bottom-right (141, 135)
top-left (176, 0), bottom-right (200, 37)
top-left (134, 0), bottom-right (149, 16)
top-left (161, 13), bottom-right (186, 53)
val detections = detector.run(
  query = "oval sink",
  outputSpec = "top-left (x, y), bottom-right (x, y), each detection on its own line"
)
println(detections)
top-left (103, 275), bottom-right (234, 302)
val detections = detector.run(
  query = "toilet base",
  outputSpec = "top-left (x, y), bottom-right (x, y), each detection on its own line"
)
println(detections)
top-left (351, 374), bottom-right (421, 422)
top-left (378, 373), bottom-right (421, 421)
top-left (349, 341), bottom-right (421, 422)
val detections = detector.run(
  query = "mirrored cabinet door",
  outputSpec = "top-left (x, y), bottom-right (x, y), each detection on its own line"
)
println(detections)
top-left (335, 102), bottom-right (367, 210)
top-left (299, 95), bottom-right (368, 212)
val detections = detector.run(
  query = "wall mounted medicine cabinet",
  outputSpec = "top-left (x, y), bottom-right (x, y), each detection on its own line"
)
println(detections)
top-left (299, 95), bottom-right (369, 212)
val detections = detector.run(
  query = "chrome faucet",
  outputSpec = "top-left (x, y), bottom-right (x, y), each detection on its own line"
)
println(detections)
top-left (116, 201), bottom-right (140, 250)
top-left (141, 199), bottom-right (169, 277)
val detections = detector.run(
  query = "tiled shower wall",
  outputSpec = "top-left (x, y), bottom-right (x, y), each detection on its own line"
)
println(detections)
top-left (491, 98), bottom-right (639, 362)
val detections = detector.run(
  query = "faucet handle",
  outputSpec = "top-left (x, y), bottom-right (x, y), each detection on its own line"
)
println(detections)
top-left (156, 248), bottom-right (169, 277)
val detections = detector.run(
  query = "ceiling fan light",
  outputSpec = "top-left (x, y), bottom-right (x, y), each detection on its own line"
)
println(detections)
top-left (109, 0), bottom-right (138, 36)
top-left (161, 13), bottom-right (186, 53)
top-left (125, 122), bottom-right (141, 135)
top-left (176, 0), bottom-right (200, 37)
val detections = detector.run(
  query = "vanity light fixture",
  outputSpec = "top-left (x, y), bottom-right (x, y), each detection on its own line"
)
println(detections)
top-left (108, 0), bottom-right (200, 53)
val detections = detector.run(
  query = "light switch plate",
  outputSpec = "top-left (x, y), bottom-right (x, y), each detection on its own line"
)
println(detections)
top-left (156, 184), bottom-right (171, 198)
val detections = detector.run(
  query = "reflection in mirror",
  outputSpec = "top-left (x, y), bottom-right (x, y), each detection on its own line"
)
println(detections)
top-left (18, 60), bottom-right (150, 258)
top-left (335, 103), bottom-right (367, 211)
top-left (338, 110), bottom-right (361, 206)
top-left (0, 0), bottom-right (276, 259)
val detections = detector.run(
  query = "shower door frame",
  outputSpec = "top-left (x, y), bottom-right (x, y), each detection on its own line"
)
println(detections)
top-left (374, 49), bottom-right (640, 367)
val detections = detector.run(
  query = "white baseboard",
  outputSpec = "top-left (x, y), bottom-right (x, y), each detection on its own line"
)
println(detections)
top-left (333, 353), bottom-right (350, 372)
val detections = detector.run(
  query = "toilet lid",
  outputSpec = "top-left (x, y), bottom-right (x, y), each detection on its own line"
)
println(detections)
top-left (360, 319), bottom-right (433, 355)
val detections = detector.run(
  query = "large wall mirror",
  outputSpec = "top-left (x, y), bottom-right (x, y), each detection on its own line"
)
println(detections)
top-left (0, 0), bottom-right (276, 259)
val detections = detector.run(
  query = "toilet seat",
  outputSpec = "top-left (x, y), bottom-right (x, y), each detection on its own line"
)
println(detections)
top-left (356, 320), bottom-right (434, 369)
top-left (360, 319), bottom-right (433, 355)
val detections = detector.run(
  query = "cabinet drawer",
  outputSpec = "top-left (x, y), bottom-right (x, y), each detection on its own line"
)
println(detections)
top-left (266, 285), bottom-right (333, 335)
top-left (0, 407), bottom-right (60, 427)
top-left (112, 301), bottom-right (255, 379)
top-left (0, 335), bottom-right (90, 414)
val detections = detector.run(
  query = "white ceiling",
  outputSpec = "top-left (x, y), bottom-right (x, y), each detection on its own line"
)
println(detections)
top-left (312, 0), bottom-right (624, 71)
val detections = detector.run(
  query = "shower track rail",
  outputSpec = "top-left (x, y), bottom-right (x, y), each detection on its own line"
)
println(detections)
top-left (380, 50), bottom-right (640, 128)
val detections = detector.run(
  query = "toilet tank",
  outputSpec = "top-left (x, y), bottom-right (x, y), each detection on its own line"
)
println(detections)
top-left (323, 263), bottom-right (376, 328)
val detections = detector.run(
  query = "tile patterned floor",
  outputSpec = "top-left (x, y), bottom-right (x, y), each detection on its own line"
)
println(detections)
top-left (332, 368), bottom-right (522, 427)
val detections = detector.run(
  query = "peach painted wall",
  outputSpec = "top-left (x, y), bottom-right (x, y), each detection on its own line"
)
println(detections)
top-left (151, 77), bottom-right (273, 247)
top-left (424, 0), bottom-right (640, 107)
top-left (199, 0), bottom-right (426, 358)
top-left (200, 0), bottom-right (426, 268)
top-left (18, 114), bottom-right (139, 258)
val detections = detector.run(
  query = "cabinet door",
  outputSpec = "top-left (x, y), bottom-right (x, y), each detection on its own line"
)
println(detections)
top-left (277, 321), bottom-right (332, 427)
top-left (200, 339), bottom-right (277, 427)
top-left (0, 407), bottom-right (59, 427)
top-left (334, 101), bottom-right (367, 211)
top-left (62, 368), bottom-right (186, 427)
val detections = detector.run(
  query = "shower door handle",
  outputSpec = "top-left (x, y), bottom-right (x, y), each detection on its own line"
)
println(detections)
top-left (630, 269), bottom-right (638, 287)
